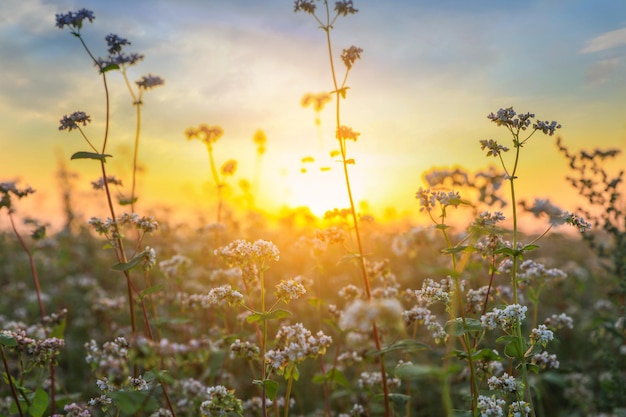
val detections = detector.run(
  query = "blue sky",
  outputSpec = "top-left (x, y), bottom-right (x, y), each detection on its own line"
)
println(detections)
top-left (1, 0), bottom-right (625, 224)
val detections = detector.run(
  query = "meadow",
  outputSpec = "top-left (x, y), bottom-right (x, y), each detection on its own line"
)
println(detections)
top-left (1, 2), bottom-right (625, 417)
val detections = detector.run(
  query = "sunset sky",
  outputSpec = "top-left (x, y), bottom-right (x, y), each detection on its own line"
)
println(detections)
top-left (1, 0), bottom-right (625, 229)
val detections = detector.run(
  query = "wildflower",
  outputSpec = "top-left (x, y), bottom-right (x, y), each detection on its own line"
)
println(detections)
top-left (531, 351), bottom-right (560, 369)
top-left (471, 211), bottom-right (506, 228)
top-left (357, 371), bottom-right (401, 392)
top-left (338, 284), bottom-right (362, 301)
top-left (221, 159), bottom-right (237, 176)
top-left (480, 304), bottom-right (527, 331)
top-left (275, 278), bottom-right (307, 302)
top-left (136, 74), bottom-right (165, 90)
top-left (336, 125), bottom-right (360, 141)
top-left (415, 277), bottom-right (453, 306)
top-left (340, 298), bottom-right (404, 333)
top-left (487, 373), bottom-right (522, 393)
top-left (509, 401), bottom-right (531, 417)
top-left (159, 254), bottom-right (192, 280)
top-left (487, 107), bottom-right (534, 130)
top-left (55, 8), bottom-right (95, 30)
top-left (59, 111), bottom-right (91, 131)
top-left (518, 260), bottom-right (567, 287)
top-left (335, 0), bottom-right (358, 16)
top-left (529, 324), bottom-right (554, 347)
top-left (294, 0), bottom-right (317, 14)
top-left (466, 286), bottom-right (492, 314)
top-left (105, 33), bottom-right (131, 54)
top-left (215, 239), bottom-right (280, 269)
top-left (91, 176), bottom-right (123, 190)
top-left (128, 375), bottom-right (149, 391)
top-left (301, 92), bottom-right (331, 112)
top-left (142, 246), bottom-right (157, 271)
top-left (265, 323), bottom-right (332, 372)
top-left (480, 139), bottom-right (509, 157)
top-left (544, 313), bottom-right (574, 330)
top-left (200, 386), bottom-right (243, 417)
top-left (402, 306), bottom-right (447, 344)
top-left (0, 182), bottom-right (35, 212)
top-left (207, 284), bottom-right (244, 306)
top-left (533, 119), bottom-right (562, 136)
top-left (340, 46), bottom-right (363, 70)
top-left (63, 402), bottom-right (93, 417)
top-left (477, 394), bottom-right (506, 417)
top-left (185, 124), bottom-right (224, 147)
top-left (230, 339), bottom-right (260, 360)
top-left (563, 211), bottom-right (592, 232)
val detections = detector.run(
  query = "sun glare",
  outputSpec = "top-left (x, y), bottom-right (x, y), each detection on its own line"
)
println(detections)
top-left (283, 168), bottom-right (358, 218)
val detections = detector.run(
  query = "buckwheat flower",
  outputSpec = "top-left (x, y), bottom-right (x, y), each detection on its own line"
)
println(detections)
top-left (531, 351), bottom-right (559, 369)
top-left (275, 278), bottom-right (307, 302)
top-left (136, 74), bottom-right (165, 90)
top-left (471, 211), bottom-right (506, 229)
top-left (59, 111), bottom-right (91, 131)
top-left (415, 277), bottom-right (453, 306)
top-left (529, 324), bottom-right (554, 347)
top-left (533, 119), bottom-right (562, 136)
top-left (142, 246), bottom-right (157, 271)
top-left (518, 260), bottom-right (567, 287)
top-left (63, 402), bottom-right (93, 417)
top-left (55, 8), bottom-right (95, 30)
top-left (88, 394), bottom-right (112, 407)
top-left (265, 323), bottom-right (332, 372)
top-left (487, 372), bottom-right (522, 393)
top-left (481, 304), bottom-right (527, 331)
top-left (294, 0), bottom-right (317, 14)
top-left (207, 284), bottom-right (244, 306)
top-left (544, 313), bottom-right (574, 330)
top-left (336, 125), bottom-right (360, 141)
top-left (128, 375), bottom-right (149, 391)
top-left (357, 371), bottom-right (401, 391)
top-left (563, 211), bottom-right (592, 232)
top-left (149, 409), bottom-right (174, 417)
top-left (466, 286), bottom-right (492, 314)
top-left (509, 401), bottom-right (531, 417)
top-left (0, 182), bottom-right (35, 211)
top-left (200, 386), bottom-right (243, 417)
top-left (340, 298), bottom-right (403, 333)
top-left (402, 306), bottom-right (447, 344)
top-left (221, 159), bottom-right (237, 176)
top-left (185, 124), bottom-right (224, 146)
top-left (477, 394), bottom-right (505, 417)
top-left (335, 0), bottom-right (358, 16)
top-left (338, 284), bottom-right (362, 301)
top-left (105, 33), bottom-right (131, 55)
top-left (480, 139), bottom-right (509, 157)
top-left (112, 52), bottom-right (144, 66)
top-left (91, 176), bottom-right (123, 190)
top-left (521, 198), bottom-right (564, 225)
top-left (340, 46), bottom-right (363, 70)
top-left (230, 339), bottom-right (260, 360)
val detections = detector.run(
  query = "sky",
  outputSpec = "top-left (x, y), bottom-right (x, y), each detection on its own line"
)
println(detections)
top-left (1, 0), bottom-right (625, 230)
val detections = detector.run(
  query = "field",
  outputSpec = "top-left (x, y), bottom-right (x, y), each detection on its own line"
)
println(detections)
top-left (1, 2), bottom-right (625, 417)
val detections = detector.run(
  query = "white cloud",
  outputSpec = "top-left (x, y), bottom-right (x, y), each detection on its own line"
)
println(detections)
top-left (579, 27), bottom-right (626, 53)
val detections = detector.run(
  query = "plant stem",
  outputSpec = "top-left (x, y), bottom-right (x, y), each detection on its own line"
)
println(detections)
top-left (1, 346), bottom-right (25, 417)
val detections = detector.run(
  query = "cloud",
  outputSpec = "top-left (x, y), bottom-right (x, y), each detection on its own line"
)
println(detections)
top-left (579, 27), bottom-right (626, 53)
top-left (585, 57), bottom-right (620, 86)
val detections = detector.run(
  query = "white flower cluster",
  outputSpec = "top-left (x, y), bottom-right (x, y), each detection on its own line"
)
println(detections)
top-left (402, 306), bottom-right (447, 344)
top-left (415, 187), bottom-right (462, 212)
top-left (340, 298), bottom-right (404, 333)
top-left (265, 323), bottom-right (332, 372)
top-left (415, 277), bottom-right (453, 306)
top-left (357, 371), bottom-right (401, 391)
top-left (529, 324), bottom-right (554, 347)
top-left (215, 239), bottom-right (280, 269)
top-left (487, 372), bottom-right (522, 393)
top-left (477, 394), bottom-right (506, 417)
top-left (159, 254), bottom-right (192, 280)
top-left (275, 277), bottom-right (307, 302)
top-left (481, 304), bottom-right (527, 331)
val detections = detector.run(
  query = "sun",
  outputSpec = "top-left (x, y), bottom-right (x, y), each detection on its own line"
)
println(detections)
top-left (282, 167), bottom-right (358, 218)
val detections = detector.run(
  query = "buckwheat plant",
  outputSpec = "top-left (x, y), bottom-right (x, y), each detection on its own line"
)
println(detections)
top-left (0, 182), bottom-right (64, 414)
top-left (185, 124), bottom-right (237, 226)
top-left (294, 2), bottom-right (394, 415)
top-left (213, 239), bottom-right (318, 417)
top-left (56, 9), bottom-right (175, 415)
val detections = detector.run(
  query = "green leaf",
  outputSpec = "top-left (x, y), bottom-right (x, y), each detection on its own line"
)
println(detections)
top-left (70, 151), bottom-right (113, 162)
top-left (100, 63), bottom-right (120, 73)
top-left (471, 348), bottom-right (501, 361)
top-left (441, 245), bottom-right (469, 254)
top-left (368, 339), bottom-right (429, 357)
top-left (528, 363), bottom-right (540, 374)
top-left (312, 369), bottom-right (350, 388)
top-left (395, 363), bottom-right (442, 380)
top-left (522, 244), bottom-right (540, 251)
top-left (144, 369), bottom-right (176, 385)
top-left (118, 197), bottom-right (138, 206)
top-left (337, 253), bottom-right (361, 264)
top-left (0, 333), bottom-right (17, 347)
top-left (50, 317), bottom-right (66, 339)
top-left (503, 338), bottom-right (526, 360)
top-left (27, 387), bottom-right (48, 417)
top-left (246, 309), bottom-right (291, 324)
top-left (445, 318), bottom-right (483, 336)
top-left (494, 247), bottom-right (519, 257)
top-left (140, 284), bottom-right (165, 299)
top-left (109, 390), bottom-right (157, 414)
top-left (524, 343), bottom-right (543, 358)
top-left (112, 253), bottom-right (144, 271)
top-left (252, 379), bottom-right (279, 401)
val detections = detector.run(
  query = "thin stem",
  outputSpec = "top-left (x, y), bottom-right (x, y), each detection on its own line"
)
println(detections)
top-left (1, 347), bottom-right (25, 417)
